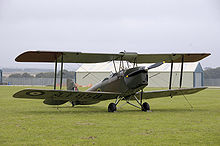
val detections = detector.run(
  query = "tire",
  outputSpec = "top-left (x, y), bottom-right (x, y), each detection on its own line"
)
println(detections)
top-left (142, 102), bottom-right (150, 111)
top-left (108, 103), bottom-right (117, 112)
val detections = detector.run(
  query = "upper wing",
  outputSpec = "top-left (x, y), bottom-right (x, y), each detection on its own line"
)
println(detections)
top-left (136, 87), bottom-right (207, 99)
top-left (15, 51), bottom-right (210, 63)
top-left (15, 51), bottom-right (119, 63)
top-left (13, 89), bottom-right (121, 102)
top-left (135, 53), bottom-right (210, 63)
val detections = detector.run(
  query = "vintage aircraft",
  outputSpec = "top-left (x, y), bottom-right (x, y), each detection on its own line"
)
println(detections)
top-left (13, 51), bottom-right (210, 112)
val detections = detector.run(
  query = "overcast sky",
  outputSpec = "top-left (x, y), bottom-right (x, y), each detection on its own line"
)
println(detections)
top-left (0, 0), bottom-right (219, 70)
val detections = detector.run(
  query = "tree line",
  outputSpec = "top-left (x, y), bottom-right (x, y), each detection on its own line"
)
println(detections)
top-left (204, 67), bottom-right (220, 79)
top-left (8, 70), bottom-right (75, 78)
top-left (7, 67), bottom-right (220, 79)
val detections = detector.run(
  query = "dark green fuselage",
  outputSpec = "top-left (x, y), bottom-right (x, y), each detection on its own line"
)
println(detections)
top-left (87, 66), bottom-right (148, 97)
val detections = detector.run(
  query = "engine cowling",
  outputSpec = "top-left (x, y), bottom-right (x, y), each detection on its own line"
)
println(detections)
top-left (124, 67), bottom-right (148, 89)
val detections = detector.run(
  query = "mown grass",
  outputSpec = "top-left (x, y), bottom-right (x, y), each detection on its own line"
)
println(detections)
top-left (0, 86), bottom-right (220, 145)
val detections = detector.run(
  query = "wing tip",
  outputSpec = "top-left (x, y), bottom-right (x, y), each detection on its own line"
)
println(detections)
top-left (13, 91), bottom-right (21, 98)
top-left (15, 51), bottom-right (61, 62)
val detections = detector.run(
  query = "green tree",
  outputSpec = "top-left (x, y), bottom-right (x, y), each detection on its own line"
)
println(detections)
top-left (8, 73), bottom-right (22, 78)
top-left (35, 70), bottom-right (75, 78)
top-left (35, 72), bottom-right (55, 78)
top-left (22, 73), bottom-right (34, 78)
top-left (8, 73), bottom-right (34, 78)
top-left (204, 67), bottom-right (220, 79)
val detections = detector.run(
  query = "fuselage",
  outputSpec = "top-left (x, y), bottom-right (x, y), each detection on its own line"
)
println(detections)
top-left (87, 66), bottom-right (148, 97)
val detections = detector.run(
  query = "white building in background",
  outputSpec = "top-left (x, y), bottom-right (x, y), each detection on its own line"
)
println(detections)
top-left (76, 62), bottom-right (204, 88)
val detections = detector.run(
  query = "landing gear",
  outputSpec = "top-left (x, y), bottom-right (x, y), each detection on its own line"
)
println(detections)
top-left (107, 95), bottom-right (151, 112)
top-left (108, 103), bottom-right (117, 112)
top-left (70, 101), bottom-right (75, 107)
top-left (142, 102), bottom-right (150, 111)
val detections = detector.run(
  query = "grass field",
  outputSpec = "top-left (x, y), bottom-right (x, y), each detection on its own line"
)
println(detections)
top-left (0, 86), bottom-right (220, 145)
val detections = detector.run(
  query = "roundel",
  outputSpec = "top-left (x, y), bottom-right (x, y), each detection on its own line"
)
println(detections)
top-left (97, 88), bottom-right (102, 92)
top-left (26, 91), bottom-right (45, 96)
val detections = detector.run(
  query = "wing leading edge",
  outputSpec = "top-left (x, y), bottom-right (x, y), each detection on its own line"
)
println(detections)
top-left (136, 87), bottom-right (207, 99)
top-left (15, 51), bottom-right (210, 63)
top-left (13, 89), bottom-right (121, 102)
top-left (13, 87), bottom-right (207, 106)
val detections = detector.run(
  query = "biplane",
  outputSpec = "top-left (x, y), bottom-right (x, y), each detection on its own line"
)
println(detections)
top-left (13, 51), bottom-right (210, 112)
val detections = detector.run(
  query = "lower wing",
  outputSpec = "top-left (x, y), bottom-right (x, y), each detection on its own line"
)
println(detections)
top-left (136, 87), bottom-right (207, 99)
top-left (13, 89), bottom-right (121, 105)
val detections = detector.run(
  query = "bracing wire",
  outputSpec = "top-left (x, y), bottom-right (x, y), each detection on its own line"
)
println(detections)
top-left (180, 91), bottom-right (194, 109)
top-left (78, 61), bottom-right (112, 82)
top-left (172, 63), bottom-right (180, 87)
top-left (77, 65), bottom-right (100, 82)
top-left (149, 73), bottom-right (161, 78)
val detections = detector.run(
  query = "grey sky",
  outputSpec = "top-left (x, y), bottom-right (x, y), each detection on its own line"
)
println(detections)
top-left (0, 0), bottom-right (219, 69)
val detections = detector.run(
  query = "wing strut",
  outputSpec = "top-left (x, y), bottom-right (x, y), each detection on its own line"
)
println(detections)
top-left (169, 60), bottom-right (174, 90)
top-left (140, 89), bottom-right (143, 104)
top-left (179, 55), bottom-right (184, 88)
top-left (54, 58), bottom-right (58, 90)
top-left (60, 53), bottom-right (64, 89)
top-left (113, 60), bottom-right (117, 73)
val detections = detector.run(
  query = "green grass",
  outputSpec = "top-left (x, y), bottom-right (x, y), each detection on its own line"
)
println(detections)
top-left (0, 86), bottom-right (220, 145)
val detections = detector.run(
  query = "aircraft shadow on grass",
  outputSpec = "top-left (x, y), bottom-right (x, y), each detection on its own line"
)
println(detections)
top-left (151, 108), bottom-right (206, 113)
top-left (18, 105), bottom-right (207, 115)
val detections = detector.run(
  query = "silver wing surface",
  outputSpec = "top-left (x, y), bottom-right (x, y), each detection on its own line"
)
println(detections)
top-left (13, 89), bottom-right (121, 102)
top-left (136, 87), bottom-right (207, 99)
top-left (15, 51), bottom-right (210, 63)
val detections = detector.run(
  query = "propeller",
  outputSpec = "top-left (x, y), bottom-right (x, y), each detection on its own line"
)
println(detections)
top-left (147, 61), bottom-right (165, 70)
top-left (126, 61), bottom-right (165, 78)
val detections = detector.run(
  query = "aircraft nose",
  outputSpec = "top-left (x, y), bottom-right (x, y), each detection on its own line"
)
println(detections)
top-left (124, 71), bottom-right (148, 89)
top-left (126, 68), bottom-right (147, 78)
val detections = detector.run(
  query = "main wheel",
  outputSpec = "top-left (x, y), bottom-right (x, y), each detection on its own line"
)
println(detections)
top-left (142, 102), bottom-right (150, 111)
top-left (108, 103), bottom-right (117, 112)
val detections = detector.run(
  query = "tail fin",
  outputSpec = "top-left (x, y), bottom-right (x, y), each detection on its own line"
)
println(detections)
top-left (67, 79), bottom-right (78, 91)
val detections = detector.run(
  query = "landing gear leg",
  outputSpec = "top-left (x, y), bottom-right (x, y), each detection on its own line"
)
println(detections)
top-left (140, 90), bottom-right (150, 111)
top-left (70, 101), bottom-right (75, 107)
top-left (107, 95), bottom-right (151, 112)
top-left (133, 93), bottom-right (150, 112)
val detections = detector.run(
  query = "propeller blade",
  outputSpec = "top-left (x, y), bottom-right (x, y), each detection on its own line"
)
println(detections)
top-left (126, 61), bottom-right (165, 78)
top-left (147, 61), bottom-right (165, 70)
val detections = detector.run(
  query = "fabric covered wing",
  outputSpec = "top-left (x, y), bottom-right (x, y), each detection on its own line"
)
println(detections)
top-left (15, 51), bottom-right (120, 63)
top-left (13, 89), bottom-right (121, 102)
top-left (136, 87), bottom-right (207, 99)
top-left (135, 53), bottom-right (210, 63)
top-left (15, 51), bottom-right (210, 63)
